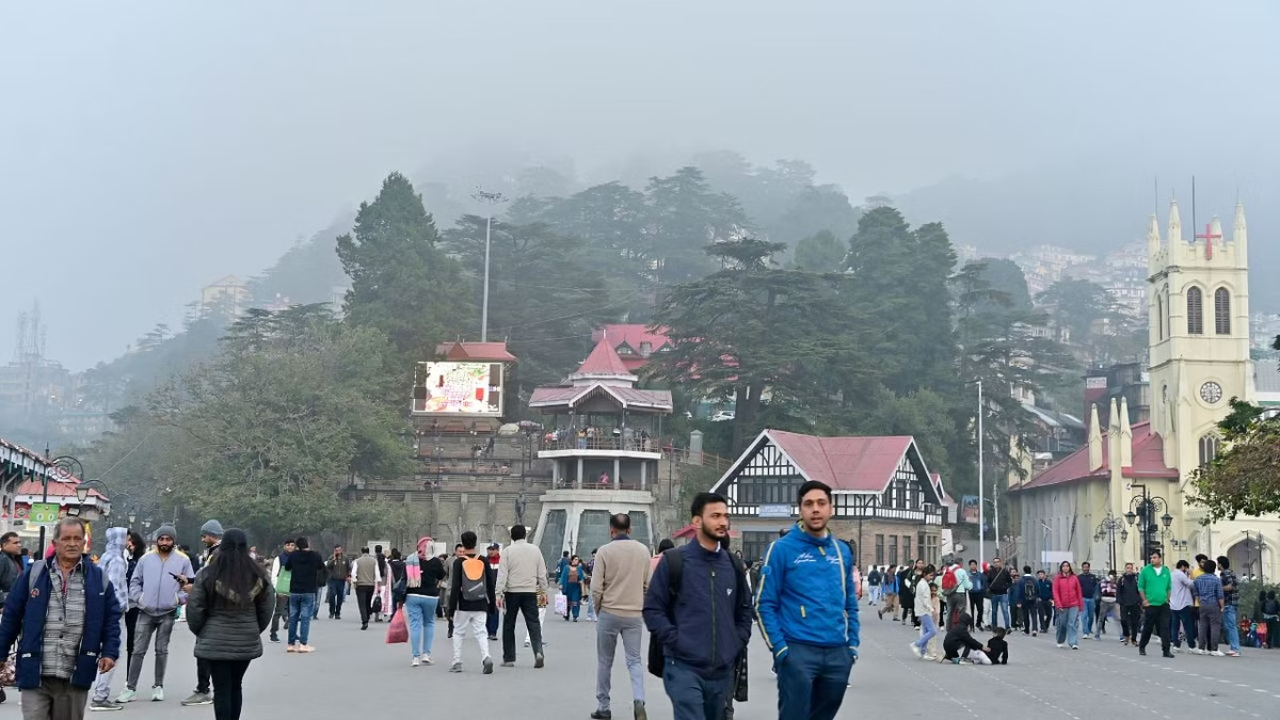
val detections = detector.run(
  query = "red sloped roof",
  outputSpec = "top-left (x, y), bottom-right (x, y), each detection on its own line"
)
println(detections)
top-left (16, 479), bottom-right (108, 501)
top-left (1012, 421), bottom-right (1177, 493)
top-left (575, 339), bottom-right (632, 376)
top-left (594, 325), bottom-right (672, 353)
top-left (433, 342), bottom-right (518, 363)
top-left (768, 430), bottom-right (916, 493)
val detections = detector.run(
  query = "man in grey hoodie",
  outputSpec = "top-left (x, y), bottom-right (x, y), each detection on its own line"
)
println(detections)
top-left (119, 524), bottom-right (193, 704)
top-left (89, 527), bottom-right (130, 711)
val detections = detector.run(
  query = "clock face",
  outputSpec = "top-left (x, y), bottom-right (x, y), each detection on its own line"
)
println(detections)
top-left (1200, 381), bottom-right (1223, 404)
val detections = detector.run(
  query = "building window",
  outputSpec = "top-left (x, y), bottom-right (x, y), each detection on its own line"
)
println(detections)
top-left (1199, 434), bottom-right (1220, 467)
top-left (1187, 287), bottom-right (1204, 335)
top-left (918, 536), bottom-right (926, 563)
top-left (875, 534), bottom-right (884, 565)
top-left (889, 536), bottom-right (898, 566)
top-left (1214, 288), bottom-right (1231, 335)
top-left (926, 535), bottom-right (938, 565)
top-left (902, 536), bottom-right (913, 562)
top-left (639, 341), bottom-right (652, 357)
top-left (741, 531), bottom-right (774, 565)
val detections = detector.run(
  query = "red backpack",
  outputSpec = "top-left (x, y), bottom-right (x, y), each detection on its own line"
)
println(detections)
top-left (941, 565), bottom-right (959, 595)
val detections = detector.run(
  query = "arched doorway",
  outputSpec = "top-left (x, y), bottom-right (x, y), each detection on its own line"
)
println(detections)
top-left (1225, 534), bottom-right (1267, 580)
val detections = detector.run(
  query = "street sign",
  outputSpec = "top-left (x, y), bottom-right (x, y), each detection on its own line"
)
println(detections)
top-left (29, 503), bottom-right (60, 526)
top-left (758, 504), bottom-right (793, 519)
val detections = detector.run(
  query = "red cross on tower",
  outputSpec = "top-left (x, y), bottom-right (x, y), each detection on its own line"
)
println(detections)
top-left (1195, 223), bottom-right (1221, 260)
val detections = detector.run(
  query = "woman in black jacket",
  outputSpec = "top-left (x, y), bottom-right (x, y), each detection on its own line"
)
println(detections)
top-left (124, 530), bottom-right (146, 676)
top-left (187, 528), bottom-right (274, 720)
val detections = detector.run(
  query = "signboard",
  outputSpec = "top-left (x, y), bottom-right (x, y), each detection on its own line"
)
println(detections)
top-left (757, 504), bottom-right (793, 519)
top-left (29, 503), bottom-right (60, 526)
top-left (412, 362), bottom-right (504, 416)
top-left (960, 495), bottom-right (980, 524)
top-left (1085, 377), bottom-right (1108, 390)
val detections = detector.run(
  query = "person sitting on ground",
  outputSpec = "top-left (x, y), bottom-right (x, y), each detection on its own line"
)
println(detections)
top-left (986, 627), bottom-right (1009, 665)
top-left (942, 613), bottom-right (992, 664)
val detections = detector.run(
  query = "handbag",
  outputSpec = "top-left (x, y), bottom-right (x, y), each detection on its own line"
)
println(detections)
top-left (372, 595), bottom-right (383, 614)
top-left (0, 654), bottom-right (15, 688)
top-left (385, 609), bottom-right (407, 644)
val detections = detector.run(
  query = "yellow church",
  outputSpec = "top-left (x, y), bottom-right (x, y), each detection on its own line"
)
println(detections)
top-left (1010, 200), bottom-right (1272, 576)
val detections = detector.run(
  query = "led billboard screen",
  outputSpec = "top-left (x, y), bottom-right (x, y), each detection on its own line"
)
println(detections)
top-left (412, 362), bottom-right (504, 415)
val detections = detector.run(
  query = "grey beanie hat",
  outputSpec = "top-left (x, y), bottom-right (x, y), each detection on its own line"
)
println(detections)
top-left (154, 524), bottom-right (177, 541)
top-left (201, 519), bottom-right (225, 538)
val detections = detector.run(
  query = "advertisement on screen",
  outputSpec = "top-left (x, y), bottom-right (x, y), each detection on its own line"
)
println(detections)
top-left (412, 362), bottom-right (503, 415)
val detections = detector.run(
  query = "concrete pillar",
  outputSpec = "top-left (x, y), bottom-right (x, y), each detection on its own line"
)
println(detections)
top-left (577, 458), bottom-right (584, 489)
top-left (552, 460), bottom-right (560, 488)
top-left (613, 458), bottom-right (621, 489)
top-left (640, 460), bottom-right (647, 490)
top-left (689, 430), bottom-right (704, 466)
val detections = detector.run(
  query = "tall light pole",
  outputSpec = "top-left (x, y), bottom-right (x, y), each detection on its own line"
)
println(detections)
top-left (977, 379), bottom-right (985, 568)
top-left (472, 189), bottom-right (507, 342)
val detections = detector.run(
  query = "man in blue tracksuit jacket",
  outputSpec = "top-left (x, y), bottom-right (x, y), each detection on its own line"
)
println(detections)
top-left (644, 492), bottom-right (753, 720)
top-left (756, 480), bottom-right (859, 720)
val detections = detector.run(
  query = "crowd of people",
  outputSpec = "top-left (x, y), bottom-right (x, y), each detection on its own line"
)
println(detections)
top-left (862, 548), bottom-right (1257, 665)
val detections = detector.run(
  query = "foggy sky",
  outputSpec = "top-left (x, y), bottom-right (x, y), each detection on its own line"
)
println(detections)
top-left (2, 1), bottom-right (1278, 370)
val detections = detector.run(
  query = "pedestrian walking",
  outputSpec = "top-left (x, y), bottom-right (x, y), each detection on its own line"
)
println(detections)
top-left (756, 481), bottom-right (858, 720)
top-left (1077, 562), bottom-right (1099, 639)
top-left (909, 565), bottom-right (939, 660)
top-left (1117, 562), bottom-right (1142, 644)
top-left (1216, 555), bottom-right (1242, 656)
top-left (1035, 570), bottom-right (1053, 634)
top-left (485, 543), bottom-right (501, 639)
top-left (1192, 559), bottom-right (1224, 655)
top-left (283, 536), bottom-right (325, 653)
top-left (182, 519), bottom-right (223, 707)
top-left (185, 528), bottom-right (274, 720)
top-left (268, 540), bottom-right (295, 643)
top-left (88, 528), bottom-right (129, 711)
top-left (387, 549), bottom-right (406, 620)
top-left (373, 545), bottom-right (390, 624)
top-left (447, 531), bottom-right (494, 674)
top-left (878, 566), bottom-right (899, 620)
top-left (0, 532), bottom-right (22, 605)
top-left (561, 555), bottom-right (587, 621)
top-left (324, 546), bottom-right (350, 620)
top-left (403, 536), bottom-right (446, 666)
top-left (351, 547), bottom-right (381, 631)
top-left (643, 493), bottom-right (752, 720)
top-left (585, 549), bottom-right (599, 622)
top-left (122, 531), bottom-right (145, 680)
top-left (1017, 566), bottom-right (1038, 636)
top-left (495, 524), bottom-right (548, 669)
top-left (939, 558), bottom-right (971, 632)
top-left (1137, 551), bottom-right (1173, 658)
top-left (1098, 570), bottom-right (1119, 636)
top-left (0, 517), bottom-right (123, 718)
top-left (589, 514), bottom-right (651, 720)
top-left (866, 566), bottom-right (882, 606)
top-left (120, 524), bottom-right (192, 703)
top-left (1051, 561), bottom-right (1083, 649)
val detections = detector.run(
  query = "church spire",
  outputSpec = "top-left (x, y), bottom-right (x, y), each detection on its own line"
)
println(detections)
top-left (1118, 397), bottom-right (1133, 469)
top-left (1233, 202), bottom-right (1248, 253)
top-left (1167, 198), bottom-right (1183, 243)
top-left (1147, 213), bottom-right (1162, 258)
top-left (1088, 403), bottom-right (1103, 472)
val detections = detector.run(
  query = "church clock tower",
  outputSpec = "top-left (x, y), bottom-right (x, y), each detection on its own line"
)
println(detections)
top-left (1147, 199), bottom-right (1253, 547)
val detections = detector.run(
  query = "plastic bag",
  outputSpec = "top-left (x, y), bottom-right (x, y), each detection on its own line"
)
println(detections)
top-left (386, 609), bottom-right (408, 644)
top-left (554, 594), bottom-right (568, 616)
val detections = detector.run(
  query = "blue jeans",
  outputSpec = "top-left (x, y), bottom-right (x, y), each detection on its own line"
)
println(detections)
top-left (1082, 598), bottom-right (1096, 636)
top-left (288, 593), bottom-right (316, 645)
top-left (404, 594), bottom-right (438, 659)
top-left (1170, 606), bottom-right (1197, 648)
top-left (777, 642), bottom-right (854, 720)
top-left (1056, 605), bottom-right (1080, 646)
top-left (663, 658), bottom-right (732, 720)
top-left (326, 579), bottom-right (347, 617)
top-left (989, 594), bottom-right (1011, 629)
top-left (914, 614), bottom-right (938, 653)
top-left (1224, 605), bottom-right (1240, 652)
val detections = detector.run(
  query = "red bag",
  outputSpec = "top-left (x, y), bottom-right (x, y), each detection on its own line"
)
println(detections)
top-left (385, 609), bottom-right (408, 644)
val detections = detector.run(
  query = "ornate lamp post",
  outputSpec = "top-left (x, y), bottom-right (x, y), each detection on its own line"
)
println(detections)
top-left (1094, 513), bottom-right (1128, 571)
top-left (1125, 483), bottom-right (1171, 563)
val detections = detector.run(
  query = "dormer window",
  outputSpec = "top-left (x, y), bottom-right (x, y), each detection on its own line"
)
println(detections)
top-left (639, 341), bottom-right (652, 357)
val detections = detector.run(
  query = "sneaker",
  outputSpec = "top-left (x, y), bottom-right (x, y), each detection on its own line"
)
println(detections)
top-left (589, 711), bottom-right (612, 720)
top-left (1162, 651), bottom-right (1175, 658)
top-left (1190, 648), bottom-right (1203, 655)
top-left (449, 662), bottom-right (462, 673)
top-left (634, 700), bottom-right (648, 720)
top-left (269, 634), bottom-right (280, 643)
top-left (422, 655), bottom-right (434, 665)
top-left (1056, 643), bottom-right (1064, 649)
top-left (180, 692), bottom-right (213, 706)
top-left (412, 657), bottom-right (421, 667)
top-left (501, 661), bottom-right (515, 667)
top-left (1224, 650), bottom-right (1240, 657)
top-left (1071, 645), bottom-right (1079, 650)
top-left (1083, 633), bottom-right (1091, 639)
top-left (482, 657), bottom-right (494, 674)
top-left (1210, 650), bottom-right (1225, 656)
top-left (287, 644), bottom-right (297, 653)
top-left (115, 689), bottom-right (136, 704)
top-left (910, 642), bottom-right (924, 659)
top-left (297, 645), bottom-right (315, 653)
top-left (1138, 646), bottom-right (1147, 656)
top-left (90, 699), bottom-right (125, 712)
top-left (524, 640), bottom-right (531, 648)
top-left (534, 652), bottom-right (545, 669)
top-left (150, 687), bottom-right (164, 702)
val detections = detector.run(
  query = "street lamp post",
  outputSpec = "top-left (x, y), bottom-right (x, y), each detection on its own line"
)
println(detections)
top-left (977, 379), bottom-right (985, 569)
top-left (1094, 513), bottom-right (1128, 572)
top-left (1124, 483), bottom-right (1171, 563)
top-left (41, 451), bottom-right (83, 554)
top-left (472, 188), bottom-right (508, 342)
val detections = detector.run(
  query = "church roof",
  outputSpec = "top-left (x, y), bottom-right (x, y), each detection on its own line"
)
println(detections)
top-left (574, 338), bottom-right (632, 377)
top-left (1009, 421), bottom-right (1178, 493)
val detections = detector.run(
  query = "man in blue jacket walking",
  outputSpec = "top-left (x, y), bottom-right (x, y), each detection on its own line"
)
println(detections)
top-left (756, 480), bottom-right (859, 720)
top-left (0, 517), bottom-right (122, 716)
top-left (644, 492), bottom-right (753, 720)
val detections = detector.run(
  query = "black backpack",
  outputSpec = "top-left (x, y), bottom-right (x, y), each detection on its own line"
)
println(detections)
top-left (646, 548), bottom-right (748, 687)
top-left (1022, 575), bottom-right (1038, 602)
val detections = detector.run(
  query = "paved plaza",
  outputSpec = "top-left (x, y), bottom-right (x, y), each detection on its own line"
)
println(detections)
top-left (25, 602), bottom-right (1279, 719)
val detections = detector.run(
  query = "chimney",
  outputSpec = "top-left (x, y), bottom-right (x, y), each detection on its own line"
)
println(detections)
top-left (1088, 403), bottom-right (1103, 472)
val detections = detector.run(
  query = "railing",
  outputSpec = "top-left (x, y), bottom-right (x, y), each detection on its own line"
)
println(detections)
top-left (542, 437), bottom-right (660, 453)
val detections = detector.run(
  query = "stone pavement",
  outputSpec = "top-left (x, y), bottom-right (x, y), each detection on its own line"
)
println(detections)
top-left (25, 603), bottom-right (1279, 718)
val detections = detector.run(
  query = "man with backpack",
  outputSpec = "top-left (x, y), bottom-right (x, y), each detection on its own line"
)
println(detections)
top-left (867, 566), bottom-right (882, 606)
top-left (448, 531), bottom-right (495, 674)
top-left (939, 558), bottom-right (971, 632)
top-left (756, 480), bottom-right (858, 720)
top-left (643, 493), bottom-right (751, 720)
top-left (1018, 566), bottom-right (1040, 636)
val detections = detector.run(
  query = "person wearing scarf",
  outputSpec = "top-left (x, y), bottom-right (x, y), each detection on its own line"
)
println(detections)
top-left (401, 537), bottom-right (446, 666)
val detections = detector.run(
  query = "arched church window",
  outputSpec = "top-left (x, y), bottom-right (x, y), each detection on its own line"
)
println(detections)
top-left (1214, 288), bottom-right (1231, 335)
top-left (1199, 434), bottom-right (1220, 467)
top-left (1187, 287), bottom-right (1204, 335)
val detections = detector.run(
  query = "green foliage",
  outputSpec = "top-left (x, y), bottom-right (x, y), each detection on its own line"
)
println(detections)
top-left (336, 172), bottom-right (470, 368)
top-left (792, 230), bottom-right (847, 271)
top-left (645, 167), bottom-right (753, 285)
top-left (677, 464), bottom-right (724, 518)
top-left (1190, 397), bottom-right (1280, 522)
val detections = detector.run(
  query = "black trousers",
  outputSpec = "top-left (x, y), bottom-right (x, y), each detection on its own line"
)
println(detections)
top-left (1120, 604), bottom-right (1143, 640)
top-left (1037, 600), bottom-right (1052, 632)
top-left (1139, 604), bottom-right (1171, 653)
top-left (1020, 601), bottom-right (1037, 634)
top-left (208, 659), bottom-right (250, 720)
top-left (356, 585), bottom-right (375, 625)
top-left (501, 592), bottom-right (544, 661)
top-left (327, 579), bottom-right (347, 617)
top-left (125, 608), bottom-right (139, 676)
top-left (969, 592), bottom-right (986, 627)
top-left (195, 657), bottom-right (211, 695)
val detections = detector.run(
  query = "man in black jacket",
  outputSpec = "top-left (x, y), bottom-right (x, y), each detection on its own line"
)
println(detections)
top-left (0, 532), bottom-right (22, 606)
top-left (644, 493), bottom-right (752, 720)
top-left (283, 537), bottom-right (325, 652)
top-left (1117, 562), bottom-right (1142, 645)
top-left (984, 557), bottom-right (1014, 630)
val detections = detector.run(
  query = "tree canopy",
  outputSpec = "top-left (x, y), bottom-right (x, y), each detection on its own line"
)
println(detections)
top-left (1191, 396), bottom-right (1280, 522)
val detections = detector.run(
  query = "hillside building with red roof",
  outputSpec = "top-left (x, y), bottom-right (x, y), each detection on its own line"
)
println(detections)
top-left (591, 324), bottom-right (673, 373)
top-left (707, 428), bottom-right (948, 568)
